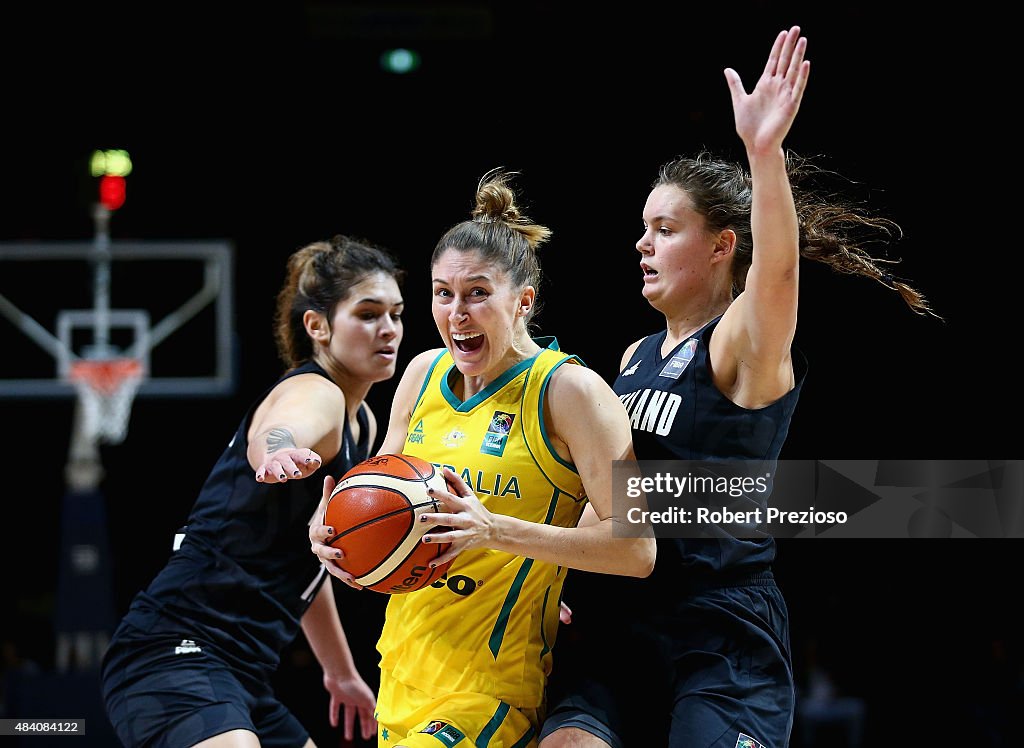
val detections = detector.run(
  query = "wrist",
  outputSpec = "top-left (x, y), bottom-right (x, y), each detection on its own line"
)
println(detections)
top-left (320, 660), bottom-right (359, 680)
top-left (489, 512), bottom-right (528, 554)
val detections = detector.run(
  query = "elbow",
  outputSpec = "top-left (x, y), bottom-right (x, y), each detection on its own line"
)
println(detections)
top-left (627, 538), bottom-right (657, 578)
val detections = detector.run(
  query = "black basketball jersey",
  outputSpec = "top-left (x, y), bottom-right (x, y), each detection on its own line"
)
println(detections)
top-left (612, 317), bottom-right (807, 577)
top-left (116, 361), bottom-right (369, 673)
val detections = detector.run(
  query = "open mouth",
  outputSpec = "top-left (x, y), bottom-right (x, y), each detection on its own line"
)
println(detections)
top-left (642, 263), bottom-right (658, 276)
top-left (452, 331), bottom-right (484, 353)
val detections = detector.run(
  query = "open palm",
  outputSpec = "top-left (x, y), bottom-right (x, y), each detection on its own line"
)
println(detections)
top-left (724, 26), bottom-right (810, 154)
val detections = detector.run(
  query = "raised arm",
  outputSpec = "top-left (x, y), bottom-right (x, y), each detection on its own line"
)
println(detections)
top-left (716, 26), bottom-right (809, 398)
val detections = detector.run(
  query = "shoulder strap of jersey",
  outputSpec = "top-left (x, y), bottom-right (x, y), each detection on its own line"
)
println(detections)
top-left (520, 348), bottom-right (586, 498)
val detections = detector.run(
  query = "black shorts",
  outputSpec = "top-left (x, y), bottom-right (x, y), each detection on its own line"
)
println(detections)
top-left (101, 623), bottom-right (307, 748)
top-left (541, 573), bottom-right (793, 748)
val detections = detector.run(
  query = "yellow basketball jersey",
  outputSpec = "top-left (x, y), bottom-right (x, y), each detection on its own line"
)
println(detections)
top-left (377, 337), bottom-right (588, 709)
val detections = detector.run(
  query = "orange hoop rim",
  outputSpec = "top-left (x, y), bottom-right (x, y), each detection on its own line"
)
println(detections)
top-left (68, 358), bottom-right (144, 395)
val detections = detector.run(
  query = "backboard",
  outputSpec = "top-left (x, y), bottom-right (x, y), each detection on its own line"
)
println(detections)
top-left (0, 238), bottom-right (235, 398)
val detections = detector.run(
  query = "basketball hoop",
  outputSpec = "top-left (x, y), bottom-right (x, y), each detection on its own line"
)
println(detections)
top-left (68, 358), bottom-right (144, 445)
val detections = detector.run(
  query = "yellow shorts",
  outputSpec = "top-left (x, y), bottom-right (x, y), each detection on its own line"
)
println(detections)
top-left (377, 669), bottom-right (540, 748)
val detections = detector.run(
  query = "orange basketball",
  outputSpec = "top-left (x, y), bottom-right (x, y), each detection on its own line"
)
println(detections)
top-left (324, 453), bottom-right (453, 593)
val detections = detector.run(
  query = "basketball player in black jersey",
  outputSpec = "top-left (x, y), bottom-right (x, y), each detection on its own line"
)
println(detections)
top-left (101, 235), bottom-right (405, 747)
top-left (539, 27), bottom-right (936, 748)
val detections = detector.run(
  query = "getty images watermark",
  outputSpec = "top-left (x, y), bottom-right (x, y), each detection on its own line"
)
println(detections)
top-left (611, 460), bottom-right (1023, 539)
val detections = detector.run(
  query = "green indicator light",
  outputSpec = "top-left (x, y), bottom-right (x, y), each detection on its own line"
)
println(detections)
top-left (380, 48), bottom-right (421, 74)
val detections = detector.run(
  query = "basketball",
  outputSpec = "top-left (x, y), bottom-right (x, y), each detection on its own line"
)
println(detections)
top-left (324, 453), bottom-right (454, 594)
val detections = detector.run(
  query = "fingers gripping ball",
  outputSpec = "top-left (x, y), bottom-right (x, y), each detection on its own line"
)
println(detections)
top-left (324, 454), bottom-right (453, 593)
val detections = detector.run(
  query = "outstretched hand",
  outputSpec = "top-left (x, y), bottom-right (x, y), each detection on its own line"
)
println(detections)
top-left (309, 475), bottom-right (364, 589)
top-left (724, 25), bottom-right (810, 154)
top-left (418, 467), bottom-right (497, 566)
top-left (255, 448), bottom-right (322, 484)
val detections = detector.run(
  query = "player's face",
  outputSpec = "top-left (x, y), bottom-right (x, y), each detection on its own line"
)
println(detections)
top-left (326, 271), bottom-right (404, 384)
top-left (431, 248), bottom-right (529, 382)
top-left (636, 185), bottom-right (719, 314)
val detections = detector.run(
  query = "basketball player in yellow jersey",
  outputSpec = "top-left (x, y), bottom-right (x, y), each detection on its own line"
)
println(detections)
top-left (311, 169), bottom-right (655, 748)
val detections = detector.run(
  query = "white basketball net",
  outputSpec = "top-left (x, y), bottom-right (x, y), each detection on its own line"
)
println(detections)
top-left (68, 358), bottom-right (144, 445)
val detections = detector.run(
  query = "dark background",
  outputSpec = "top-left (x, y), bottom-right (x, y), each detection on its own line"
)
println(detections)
top-left (1, 2), bottom-right (1018, 746)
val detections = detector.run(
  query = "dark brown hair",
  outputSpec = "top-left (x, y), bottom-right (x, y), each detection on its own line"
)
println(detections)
top-left (655, 150), bottom-right (938, 317)
top-left (273, 234), bottom-right (405, 368)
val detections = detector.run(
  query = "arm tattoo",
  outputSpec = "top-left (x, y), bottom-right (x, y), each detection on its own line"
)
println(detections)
top-left (265, 428), bottom-right (297, 453)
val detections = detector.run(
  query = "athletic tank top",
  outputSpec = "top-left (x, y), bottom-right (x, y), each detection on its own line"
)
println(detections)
top-left (114, 361), bottom-right (369, 674)
top-left (377, 337), bottom-right (587, 708)
top-left (613, 317), bottom-right (806, 578)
